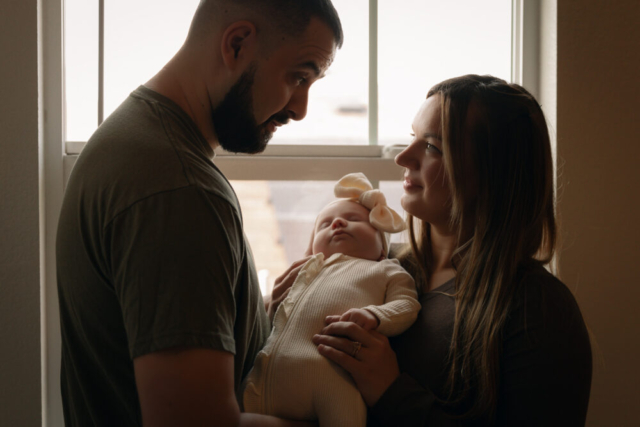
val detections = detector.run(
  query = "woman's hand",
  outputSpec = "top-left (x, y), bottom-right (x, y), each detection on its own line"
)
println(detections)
top-left (266, 257), bottom-right (312, 320)
top-left (312, 320), bottom-right (400, 407)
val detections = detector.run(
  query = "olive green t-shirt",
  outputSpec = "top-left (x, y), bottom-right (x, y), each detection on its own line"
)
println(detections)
top-left (56, 86), bottom-right (270, 426)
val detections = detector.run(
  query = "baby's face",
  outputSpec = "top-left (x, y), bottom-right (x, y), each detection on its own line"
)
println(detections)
top-left (312, 200), bottom-right (384, 261)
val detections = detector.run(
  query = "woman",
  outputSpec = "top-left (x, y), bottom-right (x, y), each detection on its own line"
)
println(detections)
top-left (310, 75), bottom-right (592, 425)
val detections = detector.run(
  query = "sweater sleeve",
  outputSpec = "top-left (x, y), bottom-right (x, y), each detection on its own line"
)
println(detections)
top-left (363, 260), bottom-right (421, 337)
top-left (369, 269), bottom-right (592, 427)
top-left (492, 274), bottom-right (592, 426)
top-left (368, 374), bottom-right (461, 427)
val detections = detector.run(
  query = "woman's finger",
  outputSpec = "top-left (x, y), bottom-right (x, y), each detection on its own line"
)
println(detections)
top-left (317, 343), bottom-right (360, 375)
top-left (312, 334), bottom-right (365, 360)
top-left (320, 321), bottom-right (377, 348)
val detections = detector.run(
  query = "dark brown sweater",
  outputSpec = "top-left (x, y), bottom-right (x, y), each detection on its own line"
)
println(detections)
top-left (368, 264), bottom-right (592, 426)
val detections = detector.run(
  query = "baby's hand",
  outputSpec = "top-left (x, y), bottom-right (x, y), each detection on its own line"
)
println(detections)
top-left (326, 308), bottom-right (380, 331)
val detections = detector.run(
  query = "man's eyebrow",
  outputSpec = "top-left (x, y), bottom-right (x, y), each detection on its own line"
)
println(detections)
top-left (298, 61), bottom-right (323, 78)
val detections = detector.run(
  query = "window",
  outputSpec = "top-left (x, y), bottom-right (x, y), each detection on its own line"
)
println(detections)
top-left (47, 2), bottom-right (536, 424)
top-left (63, 0), bottom-right (515, 294)
top-left (65, 0), bottom-right (513, 150)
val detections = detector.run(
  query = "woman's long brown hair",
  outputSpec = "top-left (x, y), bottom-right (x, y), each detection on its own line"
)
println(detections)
top-left (406, 75), bottom-right (557, 422)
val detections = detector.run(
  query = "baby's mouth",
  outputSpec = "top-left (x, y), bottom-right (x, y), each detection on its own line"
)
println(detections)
top-left (331, 230), bottom-right (350, 239)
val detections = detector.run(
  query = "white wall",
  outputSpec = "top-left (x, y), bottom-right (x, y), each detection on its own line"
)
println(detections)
top-left (556, 1), bottom-right (640, 425)
top-left (0, 0), bottom-right (43, 425)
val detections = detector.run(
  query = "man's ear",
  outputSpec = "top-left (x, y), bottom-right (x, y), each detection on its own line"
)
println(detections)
top-left (220, 21), bottom-right (257, 71)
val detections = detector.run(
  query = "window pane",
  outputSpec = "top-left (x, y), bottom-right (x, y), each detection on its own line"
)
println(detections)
top-left (272, 0), bottom-right (369, 145)
top-left (378, 0), bottom-right (512, 145)
top-left (232, 180), bottom-right (408, 296)
top-left (104, 0), bottom-right (199, 119)
top-left (64, 0), bottom-right (99, 142)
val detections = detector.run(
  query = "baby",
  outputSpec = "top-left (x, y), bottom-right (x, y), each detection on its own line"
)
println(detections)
top-left (243, 173), bottom-right (421, 427)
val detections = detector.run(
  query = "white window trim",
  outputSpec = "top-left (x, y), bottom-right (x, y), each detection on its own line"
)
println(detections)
top-left (43, 1), bottom-right (539, 425)
top-left (41, 0), bottom-right (65, 424)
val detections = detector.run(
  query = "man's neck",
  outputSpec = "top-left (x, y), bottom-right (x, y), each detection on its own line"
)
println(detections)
top-left (145, 54), bottom-right (221, 151)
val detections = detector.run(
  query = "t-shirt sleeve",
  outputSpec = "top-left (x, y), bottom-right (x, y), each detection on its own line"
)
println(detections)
top-left (105, 186), bottom-right (244, 359)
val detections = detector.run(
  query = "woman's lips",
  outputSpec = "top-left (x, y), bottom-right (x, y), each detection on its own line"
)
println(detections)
top-left (403, 178), bottom-right (423, 192)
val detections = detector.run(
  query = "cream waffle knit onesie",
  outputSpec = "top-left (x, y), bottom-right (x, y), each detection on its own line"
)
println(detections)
top-left (243, 252), bottom-right (420, 427)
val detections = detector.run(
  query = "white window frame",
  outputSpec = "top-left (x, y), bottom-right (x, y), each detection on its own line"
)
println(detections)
top-left (42, 1), bottom-right (540, 425)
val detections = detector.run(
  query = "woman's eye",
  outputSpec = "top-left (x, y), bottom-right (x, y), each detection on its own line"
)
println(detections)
top-left (426, 143), bottom-right (442, 154)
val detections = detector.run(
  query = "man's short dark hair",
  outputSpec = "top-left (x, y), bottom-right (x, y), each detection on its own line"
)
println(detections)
top-left (190, 0), bottom-right (344, 48)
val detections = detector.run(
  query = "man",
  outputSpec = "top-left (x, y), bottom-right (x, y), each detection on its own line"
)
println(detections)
top-left (56, 1), bottom-right (342, 426)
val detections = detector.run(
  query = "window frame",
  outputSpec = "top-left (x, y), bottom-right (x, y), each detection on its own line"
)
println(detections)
top-left (43, 1), bottom-right (539, 425)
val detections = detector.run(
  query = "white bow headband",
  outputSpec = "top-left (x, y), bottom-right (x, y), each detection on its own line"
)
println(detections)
top-left (334, 173), bottom-right (406, 234)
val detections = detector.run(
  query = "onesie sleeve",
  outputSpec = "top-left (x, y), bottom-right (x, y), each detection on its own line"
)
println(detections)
top-left (363, 260), bottom-right (421, 337)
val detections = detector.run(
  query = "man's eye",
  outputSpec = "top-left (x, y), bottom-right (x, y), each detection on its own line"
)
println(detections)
top-left (295, 75), bottom-right (307, 85)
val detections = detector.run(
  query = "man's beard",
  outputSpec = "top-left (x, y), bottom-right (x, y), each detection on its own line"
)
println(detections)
top-left (212, 63), bottom-right (290, 154)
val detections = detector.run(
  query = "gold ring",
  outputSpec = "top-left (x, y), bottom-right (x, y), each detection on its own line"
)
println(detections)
top-left (351, 341), bottom-right (362, 358)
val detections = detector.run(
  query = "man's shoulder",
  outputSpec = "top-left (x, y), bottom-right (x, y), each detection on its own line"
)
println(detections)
top-left (69, 90), bottom-right (240, 224)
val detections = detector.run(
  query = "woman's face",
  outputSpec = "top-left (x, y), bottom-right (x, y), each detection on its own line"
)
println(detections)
top-left (395, 95), bottom-right (452, 227)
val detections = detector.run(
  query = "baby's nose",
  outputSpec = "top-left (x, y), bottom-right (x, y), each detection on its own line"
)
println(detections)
top-left (331, 218), bottom-right (347, 229)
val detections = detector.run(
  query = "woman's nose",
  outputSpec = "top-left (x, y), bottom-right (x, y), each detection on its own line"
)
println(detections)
top-left (395, 144), bottom-right (419, 170)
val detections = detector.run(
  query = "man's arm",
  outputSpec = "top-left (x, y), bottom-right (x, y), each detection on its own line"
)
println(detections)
top-left (135, 348), bottom-right (316, 427)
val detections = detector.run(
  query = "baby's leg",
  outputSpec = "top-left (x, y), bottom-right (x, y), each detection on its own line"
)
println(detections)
top-left (314, 364), bottom-right (367, 427)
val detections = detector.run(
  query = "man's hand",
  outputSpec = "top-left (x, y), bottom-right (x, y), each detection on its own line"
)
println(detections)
top-left (267, 257), bottom-right (311, 320)
top-left (326, 308), bottom-right (380, 331)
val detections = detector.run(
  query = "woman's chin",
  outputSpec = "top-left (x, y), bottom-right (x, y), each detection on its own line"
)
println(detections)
top-left (400, 196), bottom-right (419, 218)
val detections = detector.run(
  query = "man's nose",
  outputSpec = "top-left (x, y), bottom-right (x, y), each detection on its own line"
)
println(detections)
top-left (286, 86), bottom-right (309, 121)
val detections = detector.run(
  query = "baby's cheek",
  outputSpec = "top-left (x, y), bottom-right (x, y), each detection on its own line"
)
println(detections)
top-left (312, 231), bottom-right (330, 254)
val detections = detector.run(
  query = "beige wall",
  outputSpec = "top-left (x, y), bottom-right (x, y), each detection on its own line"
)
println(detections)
top-left (0, 0), bottom-right (43, 426)
top-left (0, 0), bottom-right (639, 425)
top-left (557, 0), bottom-right (640, 425)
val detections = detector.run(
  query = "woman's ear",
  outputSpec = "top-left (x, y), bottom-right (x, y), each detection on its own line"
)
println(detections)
top-left (220, 21), bottom-right (257, 71)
